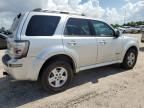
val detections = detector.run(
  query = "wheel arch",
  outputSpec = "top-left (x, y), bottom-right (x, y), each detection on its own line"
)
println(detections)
top-left (38, 54), bottom-right (77, 80)
top-left (127, 46), bottom-right (138, 53)
top-left (122, 45), bottom-right (138, 62)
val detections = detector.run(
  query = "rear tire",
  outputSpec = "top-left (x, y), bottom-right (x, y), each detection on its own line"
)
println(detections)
top-left (40, 61), bottom-right (73, 93)
top-left (121, 48), bottom-right (138, 69)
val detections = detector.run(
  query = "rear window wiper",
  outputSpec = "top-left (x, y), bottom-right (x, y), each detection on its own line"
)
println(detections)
top-left (17, 13), bottom-right (21, 19)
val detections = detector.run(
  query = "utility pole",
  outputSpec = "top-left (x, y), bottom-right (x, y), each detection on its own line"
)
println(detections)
top-left (124, 9), bottom-right (126, 25)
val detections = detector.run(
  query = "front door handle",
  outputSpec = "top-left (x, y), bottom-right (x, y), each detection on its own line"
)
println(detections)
top-left (99, 41), bottom-right (106, 44)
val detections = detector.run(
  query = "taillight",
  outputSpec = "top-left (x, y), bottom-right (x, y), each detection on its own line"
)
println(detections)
top-left (12, 40), bottom-right (30, 59)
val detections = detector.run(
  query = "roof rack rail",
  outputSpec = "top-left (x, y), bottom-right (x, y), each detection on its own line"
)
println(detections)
top-left (32, 8), bottom-right (85, 16)
top-left (32, 8), bottom-right (42, 12)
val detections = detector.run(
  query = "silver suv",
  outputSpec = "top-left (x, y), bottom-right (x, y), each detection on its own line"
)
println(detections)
top-left (0, 9), bottom-right (139, 92)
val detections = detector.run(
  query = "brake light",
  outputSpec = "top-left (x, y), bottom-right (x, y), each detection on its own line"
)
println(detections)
top-left (12, 40), bottom-right (30, 59)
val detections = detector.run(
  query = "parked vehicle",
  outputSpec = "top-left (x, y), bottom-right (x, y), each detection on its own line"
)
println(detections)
top-left (1, 9), bottom-right (139, 92)
top-left (122, 26), bottom-right (133, 33)
top-left (118, 27), bottom-right (126, 33)
top-left (0, 33), bottom-right (7, 50)
top-left (131, 27), bottom-right (141, 33)
top-left (141, 29), bottom-right (144, 43)
top-left (140, 25), bottom-right (144, 32)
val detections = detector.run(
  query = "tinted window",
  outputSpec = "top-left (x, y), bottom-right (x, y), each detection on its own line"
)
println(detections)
top-left (64, 18), bottom-right (91, 36)
top-left (26, 15), bottom-right (60, 36)
top-left (91, 20), bottom-right (114, 37)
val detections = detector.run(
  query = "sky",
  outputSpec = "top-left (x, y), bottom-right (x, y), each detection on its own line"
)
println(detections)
top-left (0, 0), bottom-right (144, 29)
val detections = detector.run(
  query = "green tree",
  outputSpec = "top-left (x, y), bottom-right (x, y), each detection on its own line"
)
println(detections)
top-left (123, 21), bottom-right (144, 27)
top-left (111, 24), bottom-right (121, 28)
top-left (0, 27), bottom-right (5, 33)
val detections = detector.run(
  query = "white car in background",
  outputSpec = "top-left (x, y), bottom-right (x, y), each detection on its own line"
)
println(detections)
top-left (122, 26), bottom-right (141, 33)
top-left (122, 26), bottom-right (133, 33)
top-left (118, 27), bottom-right (126, 33)
top-left (131, 27), bottom-right (141, 33)
top-left (140, 25), bottom-right (144, 32)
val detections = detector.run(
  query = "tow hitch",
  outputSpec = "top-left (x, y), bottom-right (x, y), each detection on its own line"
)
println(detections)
top-left (3, 72), bottom-right (9, 76)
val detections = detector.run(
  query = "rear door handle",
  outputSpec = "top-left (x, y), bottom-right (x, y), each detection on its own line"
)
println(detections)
top-left (68, 41), bottom-right (77, 46)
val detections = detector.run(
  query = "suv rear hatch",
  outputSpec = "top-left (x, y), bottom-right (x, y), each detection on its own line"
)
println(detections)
top-left (6, 13), bottom-right (30, 59)
top-left (0, 14), bottom-right (21, 50)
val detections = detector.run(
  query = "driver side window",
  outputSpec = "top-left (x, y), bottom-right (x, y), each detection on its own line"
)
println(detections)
top-left (91, 20), bottom-right (114, 37)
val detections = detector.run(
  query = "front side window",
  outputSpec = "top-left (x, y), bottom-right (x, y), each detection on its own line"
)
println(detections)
top-left (26, 15), bottom-right (60, 36)
top-left (91, 20), bottom-right (114, 37)
top-left (64, 18), bottom-right (91, 36)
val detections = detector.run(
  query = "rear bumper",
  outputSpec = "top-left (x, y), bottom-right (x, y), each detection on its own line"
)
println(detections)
top-left (2, 54), bottom-right (22, 68)
top-left (2, 54), bottom-right (45, 81)
top-left (2, 54), bottom-right (29, 80)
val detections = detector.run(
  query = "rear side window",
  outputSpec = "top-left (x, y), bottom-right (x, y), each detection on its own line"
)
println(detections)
top-left (26, 15), bottom-right (60, 36)
top-left (64, 18), bottom-right (91, 36)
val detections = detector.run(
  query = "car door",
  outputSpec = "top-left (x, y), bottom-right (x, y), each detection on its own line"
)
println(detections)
top-left (62, 18), bottom-right (98, 67)
top-left (90, 20), bottom-right (122, 64)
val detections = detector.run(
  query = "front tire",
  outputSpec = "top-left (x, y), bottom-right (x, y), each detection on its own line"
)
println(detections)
top-left (121, 48), bottom-right (138, 69)
top-left (40, 61), bottom-right (73, 92)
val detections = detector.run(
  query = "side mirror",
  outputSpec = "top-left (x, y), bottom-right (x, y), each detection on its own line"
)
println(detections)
top-left (114, 30), bottom-right (120, 38)
top-left (0, 33), bottom-right (7, 50)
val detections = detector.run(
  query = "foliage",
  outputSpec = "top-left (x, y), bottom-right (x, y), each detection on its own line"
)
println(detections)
top-left (0, 27), bottom-right (6, 33)
top-left (111, 21), bottom-right (144, 28)
top-left (111, 24), bottom-right (121, 28)
top-left (0, 27), bottom-right (11, 35)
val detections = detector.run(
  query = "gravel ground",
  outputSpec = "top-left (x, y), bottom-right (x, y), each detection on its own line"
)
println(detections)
top-left (0, 34), bottom-right (144, 108)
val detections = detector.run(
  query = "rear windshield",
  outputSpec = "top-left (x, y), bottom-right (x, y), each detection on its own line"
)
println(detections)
top-left (26, 15), bottom-right (60, 36)
top-left (10, 17), bottom-right (20, 32)
top-left (9, 13), bottom-right (23, 37)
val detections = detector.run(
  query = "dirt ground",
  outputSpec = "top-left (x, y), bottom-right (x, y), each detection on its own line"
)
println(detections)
top-left (0, 34), bottom-right (144, 108)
